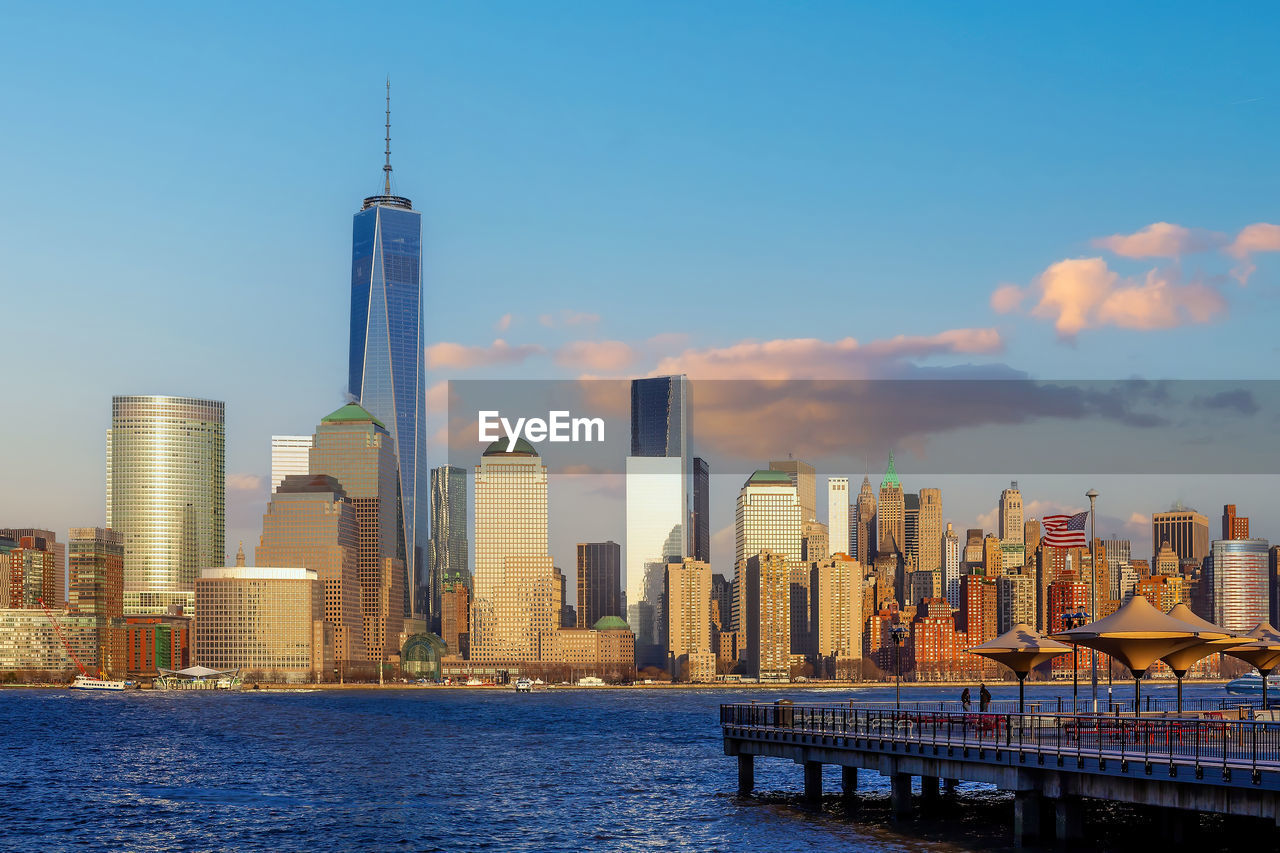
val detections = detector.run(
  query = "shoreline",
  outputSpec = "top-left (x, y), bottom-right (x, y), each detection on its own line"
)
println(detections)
top-left (0, 678), bottom-right (1237, 691)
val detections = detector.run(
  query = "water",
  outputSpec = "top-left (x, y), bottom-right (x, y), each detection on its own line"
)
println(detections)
top-left (0, 682), bottom-right (1265, 851)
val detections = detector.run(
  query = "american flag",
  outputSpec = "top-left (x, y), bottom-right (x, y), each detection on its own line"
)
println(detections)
top-left (1042, 511), bottom-right (1089, 548)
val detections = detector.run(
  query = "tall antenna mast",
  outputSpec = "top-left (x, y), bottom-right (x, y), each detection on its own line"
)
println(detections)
top-left (383, 76), bottom-right (393, 194)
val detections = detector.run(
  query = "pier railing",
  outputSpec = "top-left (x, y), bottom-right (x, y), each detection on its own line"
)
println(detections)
top-left (721, 703), bottom-right (1280, 777)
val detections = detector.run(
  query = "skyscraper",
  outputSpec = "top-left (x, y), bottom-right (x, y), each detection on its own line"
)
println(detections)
top-left (471, 438), bottom-right (556, 662)
top-left (348, 84), bottom-right (426, 620)
top-left (877, 453), bottom-right (904, 556)
top-left (810, 554), bottom-right (863, 668)
top-left (256, 474), bottom-right (365, 667)
top-left (735, 470), bottom-right (802, 632)
top-left (999, 481), bottom-right (1023, 545)
top-left (1212, 538), bottom-right (1270, 634)
top-left (691, 457), bottom-right (710, 563)
top-left (0, 529), bottom-right (64, 606)
top-left (107, 396), bottom-right (225, 614)
top-left (626, 375), bottom-right (689, 665)
top-left (943, 522), bottom-right (961, 609)
top-left (903, 492), bottom-right (920, 567)
top-left (576, 541), bottom-right (622, 629)
top-left (664, 558), bottom-right (715, 682)
top-left (769, 459), bottom-right (816, 522)
top-left (68, 527), bottom-right (124, 675)
top-left (1152, 506), bottom-right (1210, 565)
top-left (1223, 505), bottom-right (1250, 540)
top-left (742, 550), bottom-right (790, 681)
top-left (855, 475), bottom-right (877, 566)
top-left (917, 487), bottom-right (943, 575)
top-left (827, 477), bottom-right (850, 557)
top-left (428, 465), bottom-right (468, 627)
top-left (270, 435), bottom-right (312, 492)
top-left (309, 403), bottom-right (404, 662)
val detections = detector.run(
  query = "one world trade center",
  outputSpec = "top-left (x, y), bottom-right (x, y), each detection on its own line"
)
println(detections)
top-left (349, 81), bottom-right (426, 620)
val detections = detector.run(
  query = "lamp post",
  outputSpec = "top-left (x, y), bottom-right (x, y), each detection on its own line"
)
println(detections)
top-left (1086, 489), bottom-right (1099, 712)
top-left (1062, 608), bottom-right (1089, 712)
top-left (891, 623), bottom-right (909, 709)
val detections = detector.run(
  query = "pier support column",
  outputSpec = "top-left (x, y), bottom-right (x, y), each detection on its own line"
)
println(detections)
top-left (891, 773), bottom-right (913, 820)
top-left (737, 754), bottom-right (754, 794)
top-left (921, 776), bottom-right (940, 804)
top-left (1013, 792), bottom-right (1042, 848)
top-left (943, 778), bottom-right (959, 795)
top-left (841, 766), bottom-right (858, 799)
top-left (1054, 797), bottom-right (1084, 845)
top-left (803, 761), bottom-right (823, 804)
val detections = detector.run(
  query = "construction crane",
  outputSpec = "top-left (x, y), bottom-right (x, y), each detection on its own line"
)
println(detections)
top-left (38, 597), bottom-right (91, 678)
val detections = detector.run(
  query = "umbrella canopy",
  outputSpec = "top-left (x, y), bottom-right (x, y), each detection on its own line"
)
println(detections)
top-left (1051, 594), bottom-right (1202, 675)
top-left (966, 624), bottom-right (1073, 676)
top-left (1222, 622), bottom-right (1280, 671)
top-left (1160, 604), bottom-right (1244, 676)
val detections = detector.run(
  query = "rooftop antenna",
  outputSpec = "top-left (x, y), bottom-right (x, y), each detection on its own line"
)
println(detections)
top-left (383, 76), bottom-right (393, 194)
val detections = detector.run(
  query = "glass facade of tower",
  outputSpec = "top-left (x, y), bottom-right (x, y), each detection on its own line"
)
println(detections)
top-left (107, 396), bottom-right (225, 615)
top-left (429, 465), bottom-right (469, 626)
top-left (349, 198), bottom-right (425, 618)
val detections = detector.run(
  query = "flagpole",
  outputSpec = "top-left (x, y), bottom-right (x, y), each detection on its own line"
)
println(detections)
top-left (1087, 489), bottom-right (1099, 713)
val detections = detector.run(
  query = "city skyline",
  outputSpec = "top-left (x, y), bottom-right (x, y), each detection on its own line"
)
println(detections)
top-left (4, 5), bottom-right (1280, 598)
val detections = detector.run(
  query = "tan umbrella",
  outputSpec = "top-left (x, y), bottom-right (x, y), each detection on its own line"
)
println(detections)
top-left (1160, 604), bottom-right (1245, 713)
top-left (1052, 594), bottom-right (1202, 714)
top-left (1222, 622), bottom-right (1280, 710)
top-left (967, 624), bottom-right (1072, 713)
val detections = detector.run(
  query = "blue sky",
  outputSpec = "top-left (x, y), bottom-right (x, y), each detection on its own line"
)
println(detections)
top-left (2, 3), bottom-right (1279, 579)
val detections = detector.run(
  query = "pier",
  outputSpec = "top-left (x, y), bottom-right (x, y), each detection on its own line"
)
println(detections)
top-left (721, 702), bottom-right (1280, 846)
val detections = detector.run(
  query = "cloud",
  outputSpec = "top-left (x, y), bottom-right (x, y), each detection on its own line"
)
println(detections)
top-left (555, 340), bottom-right (637, 372)
top-left (1092, 222), bottom-right (1227, 259)
top-left (649, 329), bottom-right (1003, 380)
top-left (227, 473), bottom-right (264, 492)
top-left (1226, 222), bottom-right (1280, 283)
top-left (1194, 389), bottom-right (1258, 415)
top-left (990, 284), bottom-right (1025, 314)
top-left (539, 310), bottom-right (600, 328)
top-left (494, 313), bottom-right (515, 332)
top-left (1127, 512), bottom-right (1149, 527)
top-left (1001, 258), bottom-right (1226, 339)
top-left (425, 339), bottom-right (544, 370)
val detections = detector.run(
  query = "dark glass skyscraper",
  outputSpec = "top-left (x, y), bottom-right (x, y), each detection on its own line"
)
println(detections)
top-left (428, 465), bottom-right (468, 629)
top-left (630, 376), bottom-right (686, 458)
top-left (348, 85), bottom-right (426, 619)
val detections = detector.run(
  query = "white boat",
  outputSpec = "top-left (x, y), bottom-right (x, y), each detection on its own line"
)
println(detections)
top-left (515, 678), bottom-right (533, 692)
top-left (1226, 673), bottom-right (1280, 694)
top-left (465, 677), bottom-right (483, 686)
top-left (70, 675), bottom-right (127, 691)
top-left (577, 676), bottom-right (605, 687)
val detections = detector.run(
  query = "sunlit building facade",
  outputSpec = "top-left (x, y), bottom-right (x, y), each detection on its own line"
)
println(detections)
top-left (1212, 538), bottom-right (1270, 634)
top-left (270, 435), bottom-right (313, 492)
top-left (734, 470), bottom-right (802, 632)
top-left (827, 477), bottom-right (850, 558)
top-left (428, 465), bottom-right (468, 628)
top-left (664, 558), bottom-right (715, 682)
top-left (68, 527), bottom-right (124, 675)
top-left (194, 566), bottom-right (331, 682)
top-left (107, 395), bottom-right (225, 615)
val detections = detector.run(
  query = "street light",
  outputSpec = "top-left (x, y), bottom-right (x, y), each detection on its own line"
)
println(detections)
top-left (891, 623), bottom-right (909, 709)
top-left (1086, 488), bottom-right (1099, 712)
top-left (1061, 608), bottom-right (1090, 712)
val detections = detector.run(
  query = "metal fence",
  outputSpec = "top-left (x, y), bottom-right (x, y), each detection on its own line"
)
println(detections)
top-left (721, 703), bottom-right (1280, 777)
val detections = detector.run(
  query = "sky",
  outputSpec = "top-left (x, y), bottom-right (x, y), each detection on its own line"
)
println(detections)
top-left (2, 3), bottom-right (1279, 591)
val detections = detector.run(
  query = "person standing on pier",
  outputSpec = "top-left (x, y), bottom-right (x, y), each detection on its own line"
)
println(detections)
top-left (960, 687), bottom-right (971, 711)
top-left (979, 683), bottom-right (991, 712)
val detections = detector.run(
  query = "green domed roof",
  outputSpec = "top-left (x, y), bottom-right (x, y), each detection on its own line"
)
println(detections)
top-left (482, 437), bottom-right (539, 457)
top-left (592, 615), bottom-right (630, 632)
top-left (321, 402), bottom-right (385, 429)
top-left (746, 469), bottom-right (792, 487)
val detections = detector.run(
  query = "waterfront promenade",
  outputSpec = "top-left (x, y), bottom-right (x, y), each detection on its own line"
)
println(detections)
top-left (722, 701), bottom-right (1280, 846)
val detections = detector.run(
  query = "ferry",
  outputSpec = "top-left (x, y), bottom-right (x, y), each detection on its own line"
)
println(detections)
top-left (577, 676), bottom-right (605, 687)
top-left (1226, 673), bottom-right (1280, 695)
top-left (515, 677), bottom-right (534, 693)
top-left (70, 675), bottom-right (128, 691)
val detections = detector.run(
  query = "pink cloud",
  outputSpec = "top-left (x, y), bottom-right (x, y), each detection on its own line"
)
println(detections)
top-left (227, 473), bottom-right (264, 492)
top-left (554, 340), bottom-right (636, 372)
top-left (1226, 222), bottom-right (1280, 284)
top-left (425, 339), bottom-right (544, 370)
top-left (1092, 222), bottom-right (1227, 259)
top-left (494, 313), bottom-right (514, 332)
top-left (649, 330), bottom-right (1003, 380)
top-left (990, 283), bottom-right (1025, 314)
top-left (1012, 257), bottom-right (1225, 339)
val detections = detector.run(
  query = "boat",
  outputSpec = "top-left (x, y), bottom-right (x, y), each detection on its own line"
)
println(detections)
top-left (514, 677), bottom-right (533, 693)
top-left (465, 677), bottom-right (483, 686)
top-left (71, 675), bottom-right (127, 691)
top-left (577, 676), bottom-right (605, 687)
top-left (1225, 673), bottom-right (1280, 694)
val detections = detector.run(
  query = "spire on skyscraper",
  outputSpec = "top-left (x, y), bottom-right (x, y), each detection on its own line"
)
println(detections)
top-left (383, 76), bottom-right (393, 195)
top-left (881, 451), bottom-right (900, 490)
